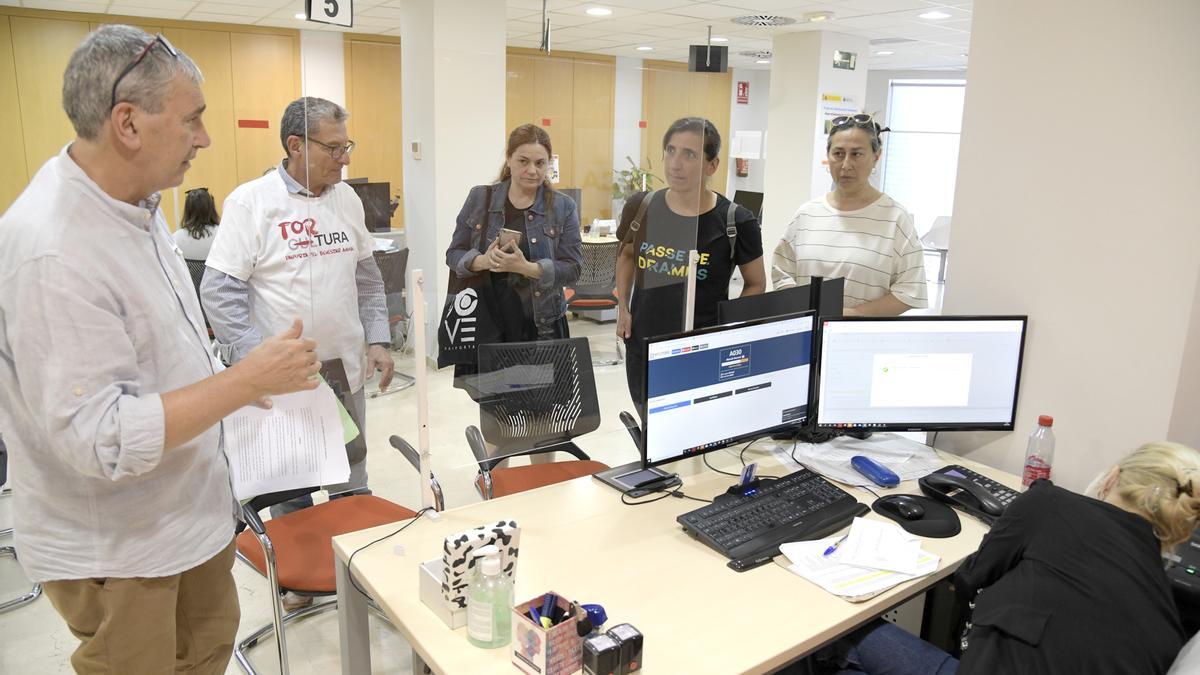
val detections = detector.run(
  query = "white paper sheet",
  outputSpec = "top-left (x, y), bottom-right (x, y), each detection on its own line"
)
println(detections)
top-left (224, 384), bottom-right (350, 500)
top-left (773, 433), bottom-right (945, 486)
top-left (780, 537), bottom-right (940, 601)
top-left (833, 517), bottom-right (923, 575)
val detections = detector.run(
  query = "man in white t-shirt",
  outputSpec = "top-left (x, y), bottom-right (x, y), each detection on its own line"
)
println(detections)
top-left (201, 97), bottom-right (393, 526)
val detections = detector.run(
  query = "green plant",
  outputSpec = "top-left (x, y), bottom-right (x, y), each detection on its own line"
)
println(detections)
top-left (611, 156), bottom-right (661, 199)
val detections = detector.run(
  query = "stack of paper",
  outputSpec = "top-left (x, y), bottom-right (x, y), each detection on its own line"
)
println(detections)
top-left (779, 517), bottom-right (940, 601)
top-left (773, 433), bottom-right (945, 487)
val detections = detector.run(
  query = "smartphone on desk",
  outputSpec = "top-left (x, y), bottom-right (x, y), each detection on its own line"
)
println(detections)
top-left (497, 228), bottom-right (523, 251)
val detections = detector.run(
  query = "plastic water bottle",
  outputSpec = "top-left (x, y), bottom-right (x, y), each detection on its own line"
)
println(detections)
top-left (467, 546), bottom-right (512, 648)
top-left (1022, 415), bottom-right (1055, 488)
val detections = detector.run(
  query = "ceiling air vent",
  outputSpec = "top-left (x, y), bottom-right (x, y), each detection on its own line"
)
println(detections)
top-left (869, 37), bottom-right (918, 45)
top-left (732, 15), bottom-right (798, 27)
top-left (738, 50), bottom-right (773, 59)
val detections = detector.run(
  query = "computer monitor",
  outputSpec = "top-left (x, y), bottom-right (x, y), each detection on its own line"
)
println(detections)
top-left (732, 190), bottom-right (764, 220)
top-left (815, 316), bottom-right (1028, 432)
top-left (642, 312), bottom-right (815, 467)
top-left (717, 277), bottom-right (844, 325)
top-left (349, 181), bottom-right (392, 232)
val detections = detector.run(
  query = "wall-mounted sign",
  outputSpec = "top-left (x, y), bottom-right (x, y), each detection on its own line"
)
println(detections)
top-left (832, 50), bottom-right (857, 70)
top-left (305, 0), bottom-right (353, 28)
top-left (736, 81), bottom-right (750, 105)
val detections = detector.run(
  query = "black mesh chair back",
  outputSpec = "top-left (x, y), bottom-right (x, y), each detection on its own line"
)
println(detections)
top-left (569, 240), bottom-right (619, 300)
top-left (374, 247), bottom-right (409, 296)
top-left (476, 337), bottom-right (601, 470)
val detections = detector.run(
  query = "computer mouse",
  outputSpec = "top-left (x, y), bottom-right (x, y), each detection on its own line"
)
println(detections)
top-left (881, 495), bottom-right (925, 520)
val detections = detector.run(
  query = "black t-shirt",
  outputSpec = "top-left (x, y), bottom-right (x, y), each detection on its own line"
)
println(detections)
top-left (617, 190), bottom-right (763, 339)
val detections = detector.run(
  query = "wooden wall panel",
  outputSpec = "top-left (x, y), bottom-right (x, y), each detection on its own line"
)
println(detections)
top-left (505, 49), bottom-right (615, 223)
top-left (571, 58), bottom-right (614, 224)
top-left (230, 32), bottom-right (299, 186)
top-left (344, 37), bottom-right (404, 229)
top-left (163, 27), bottom-right (237, 227)
top-left (533, 56), bottom-right (574, 188)
top-left (0, 16), bottom-right (29, 214)
top-left (10, 16), bottom-right (89, 179)
top-left (640, 60), bottom-right (733, 197)
top-left (505, 54), bottom-right (535, 135)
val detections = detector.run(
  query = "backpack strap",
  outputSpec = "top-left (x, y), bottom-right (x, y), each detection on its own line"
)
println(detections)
top-left (726, 201), bottom-right (739, 262)
top-left (627, 189), bottom-right (660, 235)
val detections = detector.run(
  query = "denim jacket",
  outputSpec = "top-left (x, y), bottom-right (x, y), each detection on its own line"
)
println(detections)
top-left (445, 180), bottom-right (582, 335)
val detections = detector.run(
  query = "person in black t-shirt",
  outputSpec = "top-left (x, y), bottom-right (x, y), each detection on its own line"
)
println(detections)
top-left (614, 117), bottom-right (765, 414)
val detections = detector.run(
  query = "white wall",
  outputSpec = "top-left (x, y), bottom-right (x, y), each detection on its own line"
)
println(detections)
top-left (726, 68), bottom-right (770, 196)
top-left (400, 0), bottom-right (507, 356)
top-left (299, 30), bottom-right (346, 105)
top-left (612, 57), bottom-right (644, 188)
top-left (938, 0), bottom-right (1200, 490)
top-left (762, 31), bottom-right (869, 279)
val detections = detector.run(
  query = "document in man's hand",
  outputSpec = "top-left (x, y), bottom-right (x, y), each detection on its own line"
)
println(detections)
top-left (224, 384), bottom-right (351, 500)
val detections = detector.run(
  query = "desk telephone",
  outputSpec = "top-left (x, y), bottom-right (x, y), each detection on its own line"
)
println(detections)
top-left (919, 465), bottom-right (1020, 525)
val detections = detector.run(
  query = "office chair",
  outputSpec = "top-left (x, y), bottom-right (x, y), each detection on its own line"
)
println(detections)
top-left (368, 247), bottom-right (415, 398)
top-left (0, 436), bottom-right (43, 613)
top-left (466, 338), bottom-right (608, 499)
top-left (565, 240), bottom-right (623, 365)
top-left (233, 434), bottom-right (442, 674)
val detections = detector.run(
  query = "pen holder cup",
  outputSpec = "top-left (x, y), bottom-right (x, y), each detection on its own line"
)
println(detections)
top-left (511, 592), bottom-right (583, 675)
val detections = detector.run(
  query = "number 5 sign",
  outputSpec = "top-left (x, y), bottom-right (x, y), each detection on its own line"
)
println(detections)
top-left (305, 0), bottom-right (353, 28)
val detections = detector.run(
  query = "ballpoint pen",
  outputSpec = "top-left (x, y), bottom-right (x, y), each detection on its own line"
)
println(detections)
top-left (823, 535), bottom-right (848, 557)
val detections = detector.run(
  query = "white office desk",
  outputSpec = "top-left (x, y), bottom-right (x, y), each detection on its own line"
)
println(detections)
top-left (333, 448), bottom-right (1018, 674)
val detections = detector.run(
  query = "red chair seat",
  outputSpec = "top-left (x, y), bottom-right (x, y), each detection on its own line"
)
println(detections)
top-left (477, 460), bottom-right (610, 499)
top-left (568, 298), bottom-right (618, 309)
top-left (235, 495), bottom-right (417, 593)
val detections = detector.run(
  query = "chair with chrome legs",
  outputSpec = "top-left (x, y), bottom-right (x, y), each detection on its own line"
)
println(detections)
top-left (368, 247), bottom-right (415, 398)
top-left (233, 434), bottom-right (442, 674)
top-left (466, 337), bottom-right (609, 499)
top-left (0, 435), bottom-right (43, 613)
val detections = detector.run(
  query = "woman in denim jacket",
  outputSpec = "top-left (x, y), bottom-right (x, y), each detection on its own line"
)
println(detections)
top-left (445, 124), bottom-right (582, 394)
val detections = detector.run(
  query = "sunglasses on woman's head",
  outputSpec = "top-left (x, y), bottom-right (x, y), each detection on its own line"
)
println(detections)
top-left (830, 113), bottom-right (875, 129)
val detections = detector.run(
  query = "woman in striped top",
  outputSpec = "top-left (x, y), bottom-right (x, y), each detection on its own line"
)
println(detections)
top-left (771, 115), bottom-right (927, 315)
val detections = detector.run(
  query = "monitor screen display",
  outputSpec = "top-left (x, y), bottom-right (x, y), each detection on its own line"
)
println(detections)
top-left (732, 190), bottom-right (763, 220)
top-left (643, 313), bottom-right (814, 466)
top-left (816, 316), bottom-right (1027, 431)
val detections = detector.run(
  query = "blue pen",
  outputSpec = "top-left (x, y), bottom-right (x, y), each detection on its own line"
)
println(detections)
top-left (540, 593), bottom-right (556, 622)
top-left (823, 535), bottom-right (848, 557)
top-left (529, 606), bottom-right (541, 625)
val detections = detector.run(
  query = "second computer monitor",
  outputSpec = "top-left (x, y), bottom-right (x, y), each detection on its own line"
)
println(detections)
top-left (732, 190), bottom-right (764, 220)
top-left (642, 312), bottom-right (815, 467)
top-left (815, 316), bottom-right (1028, 432)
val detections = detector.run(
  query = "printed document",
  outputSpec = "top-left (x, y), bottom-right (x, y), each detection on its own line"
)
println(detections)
top-left (224, 384), bottom-right (350, 500)
top-left (780, 535), bottom-right (940, 602)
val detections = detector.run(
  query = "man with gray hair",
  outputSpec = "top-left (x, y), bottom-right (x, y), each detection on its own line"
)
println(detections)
top-left (0, 25), bottom-right (321, 673)
top-left (201, 98), bottom-right (392, 606)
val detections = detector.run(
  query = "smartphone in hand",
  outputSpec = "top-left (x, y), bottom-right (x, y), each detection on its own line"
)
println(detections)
top-left (497, 228), bottom-right (523, 251)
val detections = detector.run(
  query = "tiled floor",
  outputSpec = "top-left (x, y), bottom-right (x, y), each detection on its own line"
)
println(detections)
top-left (0, 277), bottom-right (944, 674)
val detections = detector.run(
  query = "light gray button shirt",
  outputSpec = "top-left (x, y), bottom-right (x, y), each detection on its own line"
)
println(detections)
top-left (0, 145), bottom-right (236, 582)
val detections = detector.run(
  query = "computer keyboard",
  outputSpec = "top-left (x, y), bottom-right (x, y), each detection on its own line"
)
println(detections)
top-left (678, 467), bottom-right (869, 571)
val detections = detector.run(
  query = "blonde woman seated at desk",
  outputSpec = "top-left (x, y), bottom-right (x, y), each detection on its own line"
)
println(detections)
top-left (811, 441), bottom-right (1198, 675)
top-left (772, 114), bottom-right (926, 317)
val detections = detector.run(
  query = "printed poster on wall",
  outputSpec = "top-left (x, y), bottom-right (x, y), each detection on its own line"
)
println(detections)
top-left (549, 154), bottom-right (560, 184)
top-left (821, 93), bottom-right (859, 134)
top-left (736, 81), bottom-right (750, 105)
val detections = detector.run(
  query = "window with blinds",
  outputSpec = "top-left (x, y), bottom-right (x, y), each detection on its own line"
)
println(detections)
top-left (880, 80), bottom-right (966, 238)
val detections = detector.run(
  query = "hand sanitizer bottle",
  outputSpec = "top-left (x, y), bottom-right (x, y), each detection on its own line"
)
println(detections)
top-left (467, 546), bottom-right (512, 648)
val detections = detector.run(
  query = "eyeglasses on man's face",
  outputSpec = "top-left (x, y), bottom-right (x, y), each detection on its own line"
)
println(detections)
top-left (110, 34), bottom-right (179, 111)
top-left (306, 138), bottom-right (356, 160)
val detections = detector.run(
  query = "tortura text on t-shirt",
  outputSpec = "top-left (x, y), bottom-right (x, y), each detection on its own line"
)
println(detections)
top-left (206, 171), bottom-right (375, 390)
